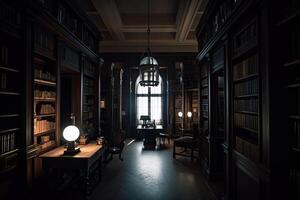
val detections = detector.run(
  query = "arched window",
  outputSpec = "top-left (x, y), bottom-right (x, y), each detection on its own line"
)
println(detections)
top-left (136, 75), bottom-right (163, 124)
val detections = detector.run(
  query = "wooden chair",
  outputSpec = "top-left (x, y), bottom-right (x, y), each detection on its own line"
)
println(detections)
top-left (173, 124), bottom-right (199, 161)
top-left (106, 130), bottom-right (125, 162)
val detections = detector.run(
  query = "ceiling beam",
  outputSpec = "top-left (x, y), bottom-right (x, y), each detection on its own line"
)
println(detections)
top-left (121, 25), bottom-right (177, 33)
top-left (176, 0), bottom-right (202, 42)
top-left (99, 40), bottom-right (198, 53)
top-left (91, 0), bottom-right (125, 41)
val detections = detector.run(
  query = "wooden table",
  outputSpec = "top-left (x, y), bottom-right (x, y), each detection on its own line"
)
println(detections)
top-left (137, 125), bottom-right (163, 150)
top-left (39, 141), bottom-right (105, 197)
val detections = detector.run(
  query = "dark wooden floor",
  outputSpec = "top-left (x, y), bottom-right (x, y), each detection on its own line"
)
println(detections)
top-left (31, 140), bottom-right (218, 200)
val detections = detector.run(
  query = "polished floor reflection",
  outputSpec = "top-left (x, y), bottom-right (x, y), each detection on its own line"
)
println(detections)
top-left (92, 140), bottom-right (216, 200)
top-left (35, 140), bottom-right (217, 200)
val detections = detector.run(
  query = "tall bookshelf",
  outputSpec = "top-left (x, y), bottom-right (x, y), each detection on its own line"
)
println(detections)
top-left (232, 20), bottom-right (260, 162)
top-left (174, 64), bottom-right (183, 136)
top-left (276, 1), bottom-right (300, 199)
top-left (199, 60), bottom-right (209, 171)
top-left (0, 1), bottom-right (22, 198)
top-left (33, 26), bottom-right (58, 158)
top-left (82, 56), bottom-right (98, 139)
top-left (200, 61), bottom-right (209, 135)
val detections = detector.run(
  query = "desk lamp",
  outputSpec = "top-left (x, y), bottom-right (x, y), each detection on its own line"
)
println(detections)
top-left (63, 114), bottom-right (80, 155)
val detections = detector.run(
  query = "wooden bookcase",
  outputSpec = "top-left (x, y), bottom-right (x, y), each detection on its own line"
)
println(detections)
top-left (82, 56), bottom-right (99, 139)
top-left (199, 60), bottom-right (209, 170)
top-left (231, 20), bottom-right (260, 163)
top-left (0, 1), bottom-right (23, 198)
top-left (276, 1), bottom-right (300, 199)
top-left (33, 26), bottom-right (58, 157)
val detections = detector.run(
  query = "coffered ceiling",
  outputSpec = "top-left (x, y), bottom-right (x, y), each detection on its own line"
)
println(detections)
top-left (78, 0), bottom-right (208, 53)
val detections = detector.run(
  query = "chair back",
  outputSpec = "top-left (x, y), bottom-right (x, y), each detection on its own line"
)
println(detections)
top-left (192, 123), bottom-right (199, 140)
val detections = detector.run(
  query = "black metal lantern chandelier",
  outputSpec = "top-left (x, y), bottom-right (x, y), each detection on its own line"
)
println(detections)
top-left (139, 0), bottom-right (159, 87)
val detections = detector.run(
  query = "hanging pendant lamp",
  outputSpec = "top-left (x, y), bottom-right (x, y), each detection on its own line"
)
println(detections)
top-left (139, 0), bottom-right (159, 87)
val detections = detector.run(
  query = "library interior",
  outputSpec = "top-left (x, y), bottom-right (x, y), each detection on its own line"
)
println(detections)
top-left (0, 0), bottom-right (299, 200)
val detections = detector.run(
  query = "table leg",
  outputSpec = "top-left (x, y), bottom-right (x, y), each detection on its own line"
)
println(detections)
top-left (98, 156), bottom-right (102, 181)
top-left (85, 168), bottom-right (90, 197)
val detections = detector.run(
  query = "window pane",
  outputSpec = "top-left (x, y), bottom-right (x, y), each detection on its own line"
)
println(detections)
top-left (150, 97), bottom-right (162, 124)
top-left (150, 76), bottom-right (162, 94)
top-left (136, 97), bottom-right (148, 124)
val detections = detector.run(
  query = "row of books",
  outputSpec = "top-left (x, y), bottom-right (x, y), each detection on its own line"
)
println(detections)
top-left (84, 87), bottom-right (94, 95)
top-left (234, 78), bottom-right (259, 96)
top-left (213, 0), bottom-right (242, 33)
top-left (234, 113), bottom-right (259, 132)
top-left (202, 88), bottom-right (208, 96)
top-left (0, 1), bottom-right (21, 27)
top-left (293, 120), bottom-right (300, 149)
top-left (34, 90), bottom-right (56, 99)
top-left (84, 96), bottom-right (94, 105)
top-left (234, 99), bottom-right (259, 113)
top-left (202, 111), bottom-right (208, 118)
top-left (0, 131), bottom-right (16, 154)
top-left (233, 55), bottom-right (259, 80)
top-left (289, 168), bottom-right (300, 199)
top-left (0, 46), bottom-right (8, 66)
top-left (37, 140), bottom-right (55, 151)
top-left (38, 104), bottom-right (55, 115)
top-left (201, 78), bottom-right (208, 87)
top-left (83, 105), bottom-right (94, 112)
top-left (83, 112), bottom-right (94, 120)
top-left (0, 72), bottom-right (7, 89)
top-left (84, 59), bottom-right (96, 76)
top-left (280, 0), bottom-right (300, 19)
top-left (233, 22), bottom-right (257, 55)
top-left (289, 28), bottom-right (300, 60)
top-left (201, 65), bottom-right (208, 78)
top-left (82, 122), bottom-right (96, 134)
top-left (201, 103), bottom-right (208, 112)
top-left (84, 77), bottom-right (94, 87)
top-left (34, 119), bottom-right (55, 134)
top-left (34, 69), bottom-right (56, 82)
top-left (57, 4), bottom-right (79, 36)
top-left (235, 136), bottom-right (259, 162)
top-left (82, 25), bottom-right (97, 51)
top-left (34, 27), bottom-right (54, 51)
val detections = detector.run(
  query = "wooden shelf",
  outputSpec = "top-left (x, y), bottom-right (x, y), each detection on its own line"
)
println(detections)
top-left (37, 142), bottom-right (56, 155)
top-left (277, 10), bottom-right (300, 27)
top-left (0, 128), bottom-right (20, 134)
top-left (0, 149), bottom-right (18, 158)
top-left (286, 83), bottom-right (300, 88)
top-left (34, 79), bottom-right (56, 86)
top-left (0, 114), bottom-right (20, 118)
top-left (34, 98), bottom-right (56, 102)
top-left (201, 75), bottom-right (208, 80)
top-left (34, 48), bottom-right (56, 61)
top-left (284, 59), bottom-right (300, 67)
top-left (0, 91), bottom-right (20, 96)
top-left (234, 111), bottom-right (258, 115)
top-left (235, 126), bottom-right (259, 134)
top-left (232, 43), bottom-right (257, 61)
top-left (234, 74), bottom-right (258, 83)
top-left (0, 65), bottom-right (20, 73)
top-left (34, 129), bottom-right (56, 137)
top-left (289, 115), bottom-right (300, 120)
top-left (234, 94), bottom-right (258, 99)
top-left (34, 113), bottom-right (56, 118)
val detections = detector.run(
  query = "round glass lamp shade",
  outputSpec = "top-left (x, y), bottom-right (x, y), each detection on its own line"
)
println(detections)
top-left (178, 111), bottom-right (183, 117)
top-left (63, 125), bottom-right (80, 142)
top-left (139, 56), bottom-right (159, 87)
top-left (187, 112), bottom-right (192, 118)
top-left (139, 56), bottom-right (158, 66)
